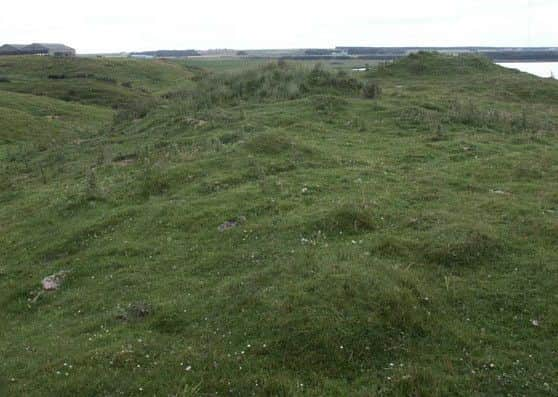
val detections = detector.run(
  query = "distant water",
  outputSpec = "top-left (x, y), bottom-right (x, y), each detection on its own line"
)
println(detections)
top-left (497, 62), bottom-right (558, 78)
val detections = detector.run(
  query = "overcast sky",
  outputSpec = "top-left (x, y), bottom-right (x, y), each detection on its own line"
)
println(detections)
top-left (1, 0), bottom-right (556, 53)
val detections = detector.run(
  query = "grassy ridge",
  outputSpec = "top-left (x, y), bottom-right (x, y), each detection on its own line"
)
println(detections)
top-left (0, 90), bottom-right (112, 144)
top-left (1, 53), bottom-right (557, 396)
top-left (0, 56), bottom-right (195, 107)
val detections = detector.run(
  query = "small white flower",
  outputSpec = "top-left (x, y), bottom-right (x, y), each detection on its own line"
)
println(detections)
top-left (185, 366), bottom-right (192, 371)
top-left (531, 320), bottom-right (540, 327)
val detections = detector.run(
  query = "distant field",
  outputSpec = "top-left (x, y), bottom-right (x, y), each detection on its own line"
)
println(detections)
top-left (181, 57), bottom-right (380, 73)
top-left (1, 53), bottom-right (557, 396)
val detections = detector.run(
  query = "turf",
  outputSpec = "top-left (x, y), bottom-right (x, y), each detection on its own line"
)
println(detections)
top-left (1, 53), bottom-right (557, 396)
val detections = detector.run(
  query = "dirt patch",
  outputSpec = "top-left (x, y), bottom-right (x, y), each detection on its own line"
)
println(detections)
top-left (182, 117), bottom-right (208, 128)
top-left (113, 154), bottom-right (138, 167)
top-left (114, 159), bottom-right (136, 167)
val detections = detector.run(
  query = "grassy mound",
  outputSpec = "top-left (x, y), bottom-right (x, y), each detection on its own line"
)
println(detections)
top-left (374, 52), bottom-right (500, 77)
top-left (314, 204), bottom-right (377, 235)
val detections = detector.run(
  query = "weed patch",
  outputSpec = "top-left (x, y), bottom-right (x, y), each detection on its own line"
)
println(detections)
top-left (244, 131), bottom-right (313, 156)
top-left (140, 166), bottom-right (171, 197)
top-left (310, 94), bottom-right (348, 114)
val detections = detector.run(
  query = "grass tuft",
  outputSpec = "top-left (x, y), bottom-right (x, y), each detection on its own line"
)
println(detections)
top-left (424, 230), bottom-right (504, 267)
top-left (316, 204), bottom-right (376, 234)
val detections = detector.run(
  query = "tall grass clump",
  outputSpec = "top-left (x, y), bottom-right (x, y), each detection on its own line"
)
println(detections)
top-left (362, 80), bottom-right (382, 99)
top-left (139, 166), bottom-right (171, 198)
top-left (446, 100), bottom-right (554, 132)
top-left (397, 100), bottom-right (554, 133)
top-left (167, 62), bottom-right (364, 110)
top-left (423, 230), bottom-right (503, 267)
top-left (114, 97), bottom-right (159, 123)
top-left (310, 94), bottom-right (348, 114)
top-left (84, 168), bottom-right (102, 201)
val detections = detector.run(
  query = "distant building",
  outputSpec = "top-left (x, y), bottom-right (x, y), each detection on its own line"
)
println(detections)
top-left (0, 43), bottom-right (76, 57)
top-left (0, 44), bottom-right (27, 55)
top-left (25, 43), bottom-right (76, 56)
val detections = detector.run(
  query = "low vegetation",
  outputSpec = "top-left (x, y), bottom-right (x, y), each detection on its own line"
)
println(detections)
top-left (1, 53), bottom-right (557, 396)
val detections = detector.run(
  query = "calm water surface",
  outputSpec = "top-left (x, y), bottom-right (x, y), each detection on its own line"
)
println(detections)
top-left (497, 62), bottom-right (558, 78)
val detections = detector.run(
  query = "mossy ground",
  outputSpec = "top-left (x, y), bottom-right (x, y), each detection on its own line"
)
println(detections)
top-left (1, 53), bottom-right (557, 396)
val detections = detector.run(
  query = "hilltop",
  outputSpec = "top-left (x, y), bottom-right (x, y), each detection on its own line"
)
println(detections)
top-left (1, 53), bottom-right (557, 396)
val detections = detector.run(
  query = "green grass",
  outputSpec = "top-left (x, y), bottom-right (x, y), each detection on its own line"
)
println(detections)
top-left (1, 53), bottom-right (557, 396)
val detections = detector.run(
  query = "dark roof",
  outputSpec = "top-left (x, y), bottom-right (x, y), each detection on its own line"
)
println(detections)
top-left (35, 43), bottom-right (75, 52)
top-left (24, 43), bottom-right (75, 53)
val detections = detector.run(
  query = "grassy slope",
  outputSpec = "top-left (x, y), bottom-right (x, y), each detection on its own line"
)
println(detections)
top-left (0, 56), bottom-right (195, 107)
top-left (1, 54), bottom-right (557, 396)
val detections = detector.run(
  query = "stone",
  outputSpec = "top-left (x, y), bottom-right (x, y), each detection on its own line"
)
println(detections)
top-left (218, 220), bottom-right (239, 232)
top-left (218, 216), bottom-right (246, 232)
top-left (41, 271), bottom-right (68, 291)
